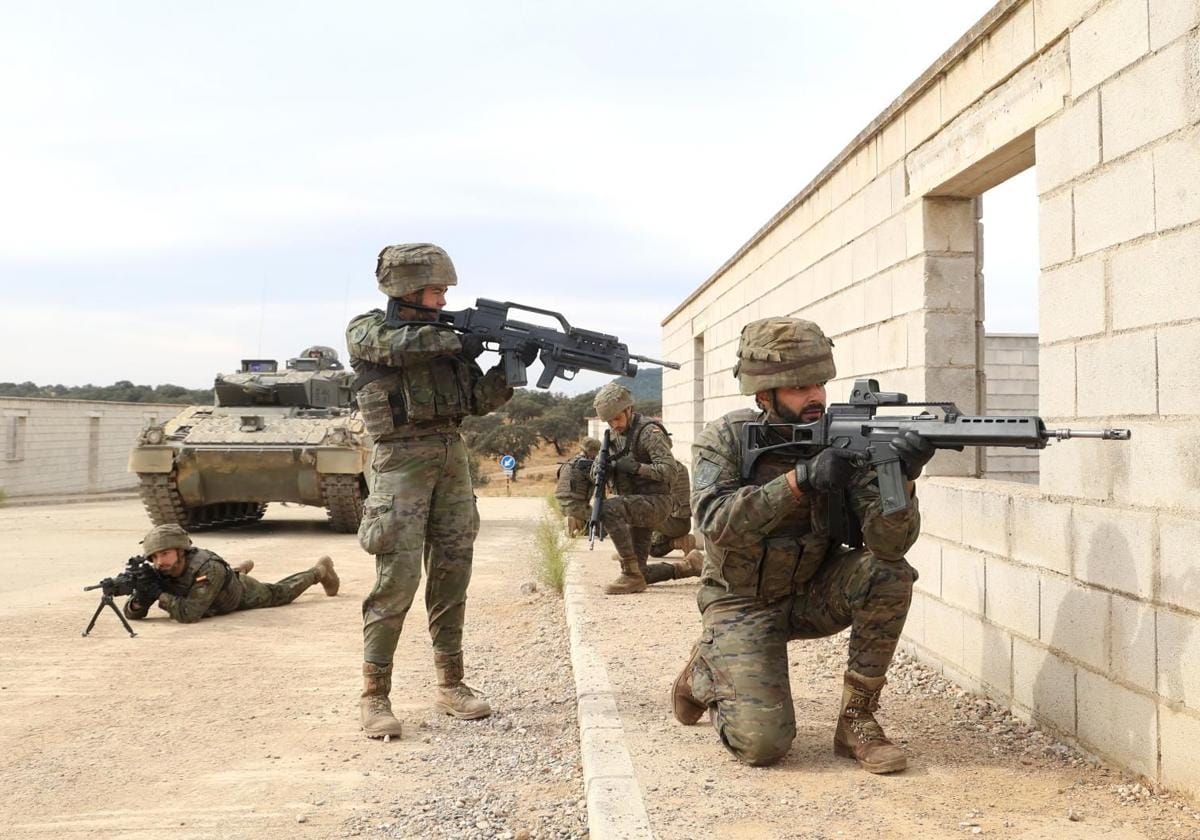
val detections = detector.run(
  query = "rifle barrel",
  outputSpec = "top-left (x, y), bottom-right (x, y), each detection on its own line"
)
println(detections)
top-left (629, 353), bottom-right (681, 370)
top-left (1048, 428), bottom-right (1132, 441)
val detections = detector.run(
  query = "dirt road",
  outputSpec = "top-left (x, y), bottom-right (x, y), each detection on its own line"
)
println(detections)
top-left (0, 497), bottom-right (583, 840)
top-left (567, 542), bottom-right (1200, 840)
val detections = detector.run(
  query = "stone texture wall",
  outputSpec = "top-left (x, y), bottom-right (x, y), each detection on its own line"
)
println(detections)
top-left (0, 398), bottom-right (180, 497)
top-left (983, 333), bottom-right (1039, 482)
top-left (662, 0), bottom-right (1200, 797)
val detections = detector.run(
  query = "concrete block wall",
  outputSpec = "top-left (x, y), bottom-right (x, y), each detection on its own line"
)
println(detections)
top-left (662, 0), bottom-right (1200, 798)
top-left (0, 398), bottom-right (180, 497)
top-left (983, 334), bottom-right (1039, 483)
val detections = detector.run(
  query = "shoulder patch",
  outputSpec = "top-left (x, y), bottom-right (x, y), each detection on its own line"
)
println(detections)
top-left (694, 458), bottom-right (723, 490)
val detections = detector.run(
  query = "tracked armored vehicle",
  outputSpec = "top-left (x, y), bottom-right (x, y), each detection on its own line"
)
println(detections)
top-left (129, 347), bottom-right (368, 532)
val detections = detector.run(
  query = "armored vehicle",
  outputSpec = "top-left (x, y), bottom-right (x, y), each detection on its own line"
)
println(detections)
top-left (129, 346), bottom-right (368, 532)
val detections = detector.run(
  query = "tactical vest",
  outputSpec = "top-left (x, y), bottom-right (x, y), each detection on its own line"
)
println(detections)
top-left (352, 356), bottom-right (476, 438)
top-left (166, 548), bottom-right (243, 617)
top-left (610, 415), bottom-right (674, 498)
top-left (718, 411), bottom-right (863, 601)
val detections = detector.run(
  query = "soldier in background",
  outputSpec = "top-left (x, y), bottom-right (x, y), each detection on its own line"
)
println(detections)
top-left (670, 318), bottom-right (933, 772)
top-left (347, 242), bottom-right (532, 740)
top-left (592, 383), bottom-right (702, 595)
top-left (124, 524), bottom-right (339, 623)
top-left (555, 437), bottom-right (602, 537)
top-left (648, 458), bottom-right (699, 559)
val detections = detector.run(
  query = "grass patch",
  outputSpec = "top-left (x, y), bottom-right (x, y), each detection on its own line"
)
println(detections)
top-left (545, 491), bottom-right (561, 517)
top-left (532, 500), bottom-right (571, 595)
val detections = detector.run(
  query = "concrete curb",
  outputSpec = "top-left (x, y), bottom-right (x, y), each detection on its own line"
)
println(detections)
top-left (563, 556), bottom-right (653, 840)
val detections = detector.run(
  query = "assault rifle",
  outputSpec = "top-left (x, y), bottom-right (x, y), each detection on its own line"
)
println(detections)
top-left (586, 429), bottom-right (612, 549)
top-left (742, 378), bottom-right (1131, 516)
top-left (385, 298), bottom-right (680, 388)
top-left (82, 556), bottom-right (160, 638)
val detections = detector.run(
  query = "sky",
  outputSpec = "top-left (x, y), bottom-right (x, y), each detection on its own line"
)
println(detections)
top-left (0, 0), bottom-right (1035, 392)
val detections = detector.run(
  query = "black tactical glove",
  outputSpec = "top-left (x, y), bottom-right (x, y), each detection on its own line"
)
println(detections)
top-left (794, 448), bottom-right (858, 495)
top-left (613, 456), bottom-right (640, 475)
top-left (891, 430), bottom-right (935, 479)
top-left (518, 341), bottom-right (540, 366)
top-left (133, 564), bottom-right (162, 605)
top-left (460, 333), bottom-right (487, 359)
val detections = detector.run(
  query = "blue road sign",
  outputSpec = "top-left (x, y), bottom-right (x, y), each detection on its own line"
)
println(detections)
top-left (499, 454), bottom-right (517, 470)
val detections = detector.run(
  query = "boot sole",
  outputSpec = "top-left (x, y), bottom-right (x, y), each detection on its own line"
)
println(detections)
top-left (833, 739), bottom-right (907, 773)
top-left (435, 702), bottom-right (492, 720)
top-left (670, 645), bottom-right (706, 725)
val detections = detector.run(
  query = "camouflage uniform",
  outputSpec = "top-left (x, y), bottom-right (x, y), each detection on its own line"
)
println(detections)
top-left (673, 318), bottom-right (923, 771)
top-left (601, 412), bottom-right (678, 583)
top-left (349, 243), bottom-right (516, 736)
top-left (124, 547), bottom-right (325, 623)
top-left (648, 459), bottom-right (696, 557)
top-left (554, 438), bottom-right (600, 536)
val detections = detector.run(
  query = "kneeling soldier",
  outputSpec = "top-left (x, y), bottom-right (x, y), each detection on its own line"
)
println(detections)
top-left (124, 524), bottom-right (339, 623)
top-left (670, 318), bottom-right (931, 772)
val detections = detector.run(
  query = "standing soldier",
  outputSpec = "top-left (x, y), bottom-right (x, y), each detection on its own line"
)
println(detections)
top-left (592, 383), bottom-right (702, 595)
top-left (555, 437), bottom-right (602, 537)
top-left (347, 243), bottom-right (532, 740)
top-left (670, 318), bottom-right (933, 772)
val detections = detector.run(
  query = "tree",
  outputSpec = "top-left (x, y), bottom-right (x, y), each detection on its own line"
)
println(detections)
top-left (534, 405), bottom-right (585, 455)
top-left (503, 391), bottom-right (548, 423)
top-left (472, 423), bottom-right (538, 464)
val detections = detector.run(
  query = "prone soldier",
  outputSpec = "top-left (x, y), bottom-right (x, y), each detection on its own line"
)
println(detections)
top-left (592, 383), bottom-right (702, 595)
top-left (124, 524), bottom-right (339, 623)
top-left (670, 318), bottom-right (932, 772)
top-left (348, 242), bottom-right (529, 740)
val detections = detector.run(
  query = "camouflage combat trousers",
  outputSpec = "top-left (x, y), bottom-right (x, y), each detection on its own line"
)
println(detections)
top-left (687, 548), bottom-right (916, 766)
top-left (236, 570), bottom-right (319, 610)
top-left (600, 493), bottom-right (675, 583)
top-left (358, 433), bottom-right (479, 665)
top-left (650, 515), bottom-right (692, 557)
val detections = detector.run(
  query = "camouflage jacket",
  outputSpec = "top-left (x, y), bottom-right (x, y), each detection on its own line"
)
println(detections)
top-left (346, 309), bottom-right (513, 439)
top-left (123, 547), bottom-right (243, 623)
top-left (692, 408), bottom-right (921, 602)
top-left (555, 453), bottom-right (593, 520)
top-left (607, 414), bottom-right (677, 497)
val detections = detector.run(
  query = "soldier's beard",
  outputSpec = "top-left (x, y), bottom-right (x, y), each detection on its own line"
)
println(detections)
top-left (776, 401), bottom-right (825, 424)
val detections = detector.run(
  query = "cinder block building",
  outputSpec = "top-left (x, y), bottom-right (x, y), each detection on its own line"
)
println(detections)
top-left (662, 0), bottom-right (1199, 796)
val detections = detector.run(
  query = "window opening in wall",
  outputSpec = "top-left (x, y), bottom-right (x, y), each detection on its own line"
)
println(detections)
top-left (979, 167), bottom-right (1039, 484)
top-left (692, 335), bottom-right (705, 440)
top-left (5, 416), bottom-right (27, 462)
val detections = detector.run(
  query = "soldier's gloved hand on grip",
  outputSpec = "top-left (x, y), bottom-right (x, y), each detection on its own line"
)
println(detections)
top-left (460, 333), bottom-right (487, 359)
top-left (891, 430), bottom-right (935, 479)
top-left (794, 448), bottom-right (858, 494)
top-left (613, 456), bottom-right (640, 476)
top-left (133, 565), bottom-right (162, 605)
top-left (518, 341), bottom-right (540, 366)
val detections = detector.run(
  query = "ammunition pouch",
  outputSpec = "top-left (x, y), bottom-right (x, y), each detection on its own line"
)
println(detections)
top-left (353, 357), bottom-right (476, 438)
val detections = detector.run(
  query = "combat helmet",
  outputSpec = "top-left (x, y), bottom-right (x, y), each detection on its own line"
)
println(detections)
top-left (301, 345), bottom-right (340, 362)
top-left (733, 317), bottom-right (835, 395)
top-left (593, 383), bottom-right (634, 422)
top-left (141, 524), bottom-right (192, 556)
top-left (581, 437), bottom-right (601, 458)
top-left (376, 243), bottom-right (458, 297)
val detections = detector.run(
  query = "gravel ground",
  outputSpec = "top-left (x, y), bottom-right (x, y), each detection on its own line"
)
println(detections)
top-left (568, 544), bottom-right (1200, 840)
top-left (338, 587), bottom-right (586, 840)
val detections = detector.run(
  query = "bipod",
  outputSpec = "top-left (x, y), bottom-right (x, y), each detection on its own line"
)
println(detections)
top-left (81, 591), bottom-right (137, 638)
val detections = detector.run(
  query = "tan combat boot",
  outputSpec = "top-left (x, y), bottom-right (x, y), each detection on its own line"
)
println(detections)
top-left (361, 662), bottom-right (405, 740)
top-left (670, 533), bottom-right (698, 555)
top-left (669, 549), bottom-right (704, 579)
top-left (313, 555), bottom-right (340, 596)
top-left (434, 652), bottom-right (492, 720)
top-left (671, 643), bottom-right (706, 725)
top-left (833, 669), bottom-right (907, 773)
top-left (233, 559), bottom-right (254, 575)
top-left (603, 555), bottom-right (648, 595)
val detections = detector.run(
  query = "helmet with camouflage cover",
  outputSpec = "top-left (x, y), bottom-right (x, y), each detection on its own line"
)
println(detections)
top-left (593, 383), bottom-right (634, 422)
top-left (301, 345), bottom-right (340, 362)
top-left (581, 437), bottom-right (601, 457)
top-left (375, 243), bottom-right (458, 297)
top-left (733, 317), bottom-right (835, 395)
top-left (141, 524), bottom-right (192, 556)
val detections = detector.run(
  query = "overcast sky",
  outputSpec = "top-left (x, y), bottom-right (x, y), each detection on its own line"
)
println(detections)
top-left (0, 1), bottom-right (1034, 392)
